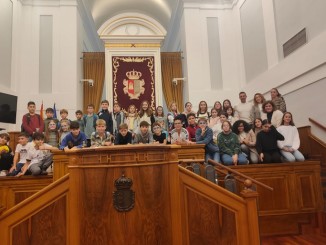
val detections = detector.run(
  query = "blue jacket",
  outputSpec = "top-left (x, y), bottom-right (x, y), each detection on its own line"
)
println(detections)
top-left (195, 127), bottom-right (219, 153)
top-left (59, 132), bottom-right (87, 149)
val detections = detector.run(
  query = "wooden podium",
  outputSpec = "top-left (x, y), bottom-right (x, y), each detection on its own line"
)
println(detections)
top-left (67, 145), bottom-right (183, 245)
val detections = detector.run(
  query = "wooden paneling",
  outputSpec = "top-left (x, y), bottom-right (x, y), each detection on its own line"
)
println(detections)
top-left (67, 145), bottom-right (184, 245)
top-left (8, 131), bottom-right (20, 152)
top-left (0, 175), bottom-right (53, 212)
top-left (230, 161), bottom-right (324, 236)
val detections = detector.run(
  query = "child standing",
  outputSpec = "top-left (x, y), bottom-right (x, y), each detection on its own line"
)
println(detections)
top-left (44, 119), bottom-right (60, 147)
top-left (59, 119), bottom-right (70, 145)
top-left (124, 104), bottom-right (138, 135)
top-left (185, 113), bottom-right (199, 142)
top-left (83, 104), bottom-right (99, 147)
top-left (43, 108), bottom-right (59, 132)
top-left (74, 110), bottom-right (85, 132)
top-left (112, 102), bottom-right (125, 136)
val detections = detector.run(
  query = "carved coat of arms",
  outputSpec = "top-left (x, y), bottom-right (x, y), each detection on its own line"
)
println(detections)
top-left (123, 70), bottom-right (145, 100)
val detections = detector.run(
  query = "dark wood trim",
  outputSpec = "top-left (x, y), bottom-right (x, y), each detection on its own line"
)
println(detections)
top-left (309, 118), bottom-right (326, 131)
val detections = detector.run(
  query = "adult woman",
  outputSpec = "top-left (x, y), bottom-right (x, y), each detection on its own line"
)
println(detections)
top-left (277, 112), bottom-right (305, 162)
top-left (256, 120), bottom-right (284, 163)
top-left (250, 93), bottom-right (266, 123)
top-left (218, 121), bottom-right (248, 166)
top-left (261, 100), bottom-right (283, 128)
top-left (253, 118), bottom-right (263, 136)
top-left (271, 88), bottom-right (287, 113)
top-left (232, 120), bottom-right (259, 163)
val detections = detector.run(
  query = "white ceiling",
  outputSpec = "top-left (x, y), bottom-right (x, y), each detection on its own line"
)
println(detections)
top-left (86, 0), bottom-right (237, 31)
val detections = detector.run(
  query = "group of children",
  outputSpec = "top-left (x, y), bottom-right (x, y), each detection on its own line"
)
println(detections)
top-left (0, 88), bottom-right (305, 176)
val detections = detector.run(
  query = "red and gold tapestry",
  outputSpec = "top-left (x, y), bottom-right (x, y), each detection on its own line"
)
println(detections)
top-left (112, 56), bottom-right (155, 111)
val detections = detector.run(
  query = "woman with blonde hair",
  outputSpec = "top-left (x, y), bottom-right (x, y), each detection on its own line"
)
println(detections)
top-left (250, 93), bottom-right (266, 122)
top-left (271, 88), bottom-right (287, 113)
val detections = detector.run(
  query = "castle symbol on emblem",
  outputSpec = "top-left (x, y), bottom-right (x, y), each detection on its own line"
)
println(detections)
top-left (123, 69), bottom-right (145, 100)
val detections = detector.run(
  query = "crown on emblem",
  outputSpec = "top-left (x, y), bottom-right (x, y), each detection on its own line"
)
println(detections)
top-left (126, 70), bottom-right (142, 80)
top-left (114, 174), bottom-right (133, 190)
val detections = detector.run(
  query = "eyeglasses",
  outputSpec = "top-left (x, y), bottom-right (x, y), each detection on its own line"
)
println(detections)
top-left (153, 126), bottom-right (161, 130)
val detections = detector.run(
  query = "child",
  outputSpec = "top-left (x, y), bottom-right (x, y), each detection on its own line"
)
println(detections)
top-left (59, 119), bottom-right (70, 145)
top-left (44, 119), bottom-right (60, 147)
top-left (210, 112), bottom-right (228, 144)
top-left (253, 118), bottom-right (263, 136)
top-left (154, 106), bottom-right (167, 131)
top-left (133, 121), bottom-right (153, 144)
top-left (21, 101), bottom-right (44, 138)
top-left (74, 110), bottom-right (85, 132)
top-left (277, 112), bottom-right (305, 162)
top-left (256, 120), bottom-right (285, 163)
top-left (185, 113), bottom-right (198, 142)
top-left (152, 122), bottom-right (167, 144)
top-left (192, 117), bottom-right (220, 163)
top-left (218, 121), bottom-right (248, 166)
top-left (43, 108), bottom-right (59, 132)
top-left (112, 102), bottom-right (125, 135)
top-left (167, 102), bottom-right (179, 132)
top-left (83, 104), bottom-right (99, 147)
top-left (17, 132), bottom-right (56, 176)
top-left (7, 133), bottom-right (31, 176)
top-left (222, 99), bottom-right (232, 112)
top-left (90, 119), bottom-right (113, 147)
top-left (208, 108), bottom-right (220, 128)
top-left (57, 109), bottom-right (70, 128)
top-left (60, 121), bottom-right (87, 151)
top-left (196, 100), bottom-right (210, 120)
top-left (226, 107), bottom-right (236, 125)
top-left (98, 100), bottom-right (113, 134)
top-left (135, 100), bottom-right (155, 133)
top-left (124, 104), bottom-right (138, 134)
top-left (114, 123), bottom-right (132, 145)
top-left (0, 133), bottom-right (12, 172)
top-left (170, 118), bottom-right (189, 145)
top-left (232, 120), bottom-right (259, 164)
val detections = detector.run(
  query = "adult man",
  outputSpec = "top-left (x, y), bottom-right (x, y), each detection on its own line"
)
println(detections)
top-left (21, 101), bottom-right (44, 139)
top-left (97, 100), bottom-right (113, 134)
top-left (234, 92), bottom-right (252, 125)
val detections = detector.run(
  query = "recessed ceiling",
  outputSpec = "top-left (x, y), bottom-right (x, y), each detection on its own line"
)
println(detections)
top-left (86, 0), bottom-right (237, 31)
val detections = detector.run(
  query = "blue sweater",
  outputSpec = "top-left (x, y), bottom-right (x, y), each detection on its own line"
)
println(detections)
top-left (59, 132), bottom-right (87, 149)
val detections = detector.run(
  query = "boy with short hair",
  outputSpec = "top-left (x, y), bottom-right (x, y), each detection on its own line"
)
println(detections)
top-left (21, 101), bottom-right (44, 138)
top-left (57, 108), bottom-right (71, 129)
top-left (112, 102), bottom-right (125, 135)
top-left (114, 123), bottom-right (132, 145)
top-left (0, 133), bottom-right (12, 172)
top-left (152, 122), bottom-right (167, 144)
top-left (133, 121), bottom-right (153, 144)
top-left (44, 108), bottom-right (59, 132)
top-left (17, 132), bottom-right (56, 176)
top-left (90, 119), bottom-right (113, 147)
top-left (7, 133), bottom-right (31, 176)
top-left (60, 121), bottom-right (87, 151)
top-left (74, 110), bottom-right (84, 132)
top-left (83, 104), bottom-right (98, 147)
top-left (186, 113), bottom-right (199, 142)
top-left (98, 100), bottom-right (113, 134)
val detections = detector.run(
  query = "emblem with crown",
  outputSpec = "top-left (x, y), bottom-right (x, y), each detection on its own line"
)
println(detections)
top-left (123, 69), bottom-right (145, 100)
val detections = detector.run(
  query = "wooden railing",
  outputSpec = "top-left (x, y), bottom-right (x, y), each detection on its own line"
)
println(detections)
top-left (179, 166), bottom-right (260, 244)
top-left (0, 174), bottom-right (69, 245)
top-left (309, 118), bottom-right (326, 131)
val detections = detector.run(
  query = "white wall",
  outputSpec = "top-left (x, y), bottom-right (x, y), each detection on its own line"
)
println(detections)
top-left (0, 0), bottom-right (102, 132)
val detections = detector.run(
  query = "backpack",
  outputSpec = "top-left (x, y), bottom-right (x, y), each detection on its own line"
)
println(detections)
top-left (21, 113), bottom-right (41, 132)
